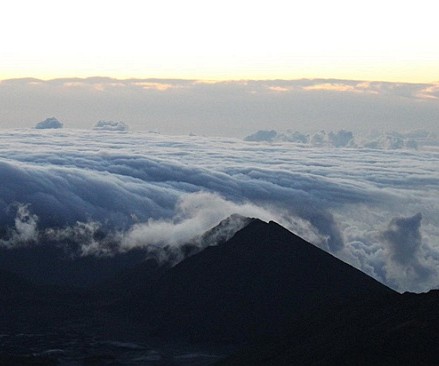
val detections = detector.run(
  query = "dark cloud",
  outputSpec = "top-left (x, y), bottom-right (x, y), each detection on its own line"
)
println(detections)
top-left (35, 117), bottom-right (63, 129)
top-left (93, 120), bottom-right (129, 132)
top-left (384, 213), bottom-right (424, 265)
top-left (244, 130), bottom-right (278, 142)
top-left (382, 213), bottom-right (437, 291)
top-left (301, 210), bottom-right (344, 252)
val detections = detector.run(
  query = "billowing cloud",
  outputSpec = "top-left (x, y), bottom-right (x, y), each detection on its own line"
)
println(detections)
top-left (0, 129), bottom-right (438, 292)
top-left (244, 130), bottom-right (278, 142)
top-left (381, 213), bottom-right (437, 291)
top-left (0, 203), bottom-right (39, 247)
top-left (384, 213), bottom-right (423, 265)
top-left (243, 129), bottom-right (438, 150)
top-left (93, 120), bottom-right (129, 131)
top-left (119, 192), bottom-right (275, 262)
top-left (35, 117), bottom-right (63, 129)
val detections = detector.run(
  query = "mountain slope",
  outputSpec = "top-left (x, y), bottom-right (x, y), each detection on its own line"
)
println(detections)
top-left (0, 268), bottom-right (36, 295)
top-left (1, 216), bottom-right (438, 365)
top-left (126, 219), bottom-right (396, 343)
top-left (218, 290), bottom-right (439, 365)
top-left (0, 244), bottom-right (152, 287)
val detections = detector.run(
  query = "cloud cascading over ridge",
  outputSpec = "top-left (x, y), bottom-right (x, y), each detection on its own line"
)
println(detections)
top-left (0, 129), bottom-right (438, 292)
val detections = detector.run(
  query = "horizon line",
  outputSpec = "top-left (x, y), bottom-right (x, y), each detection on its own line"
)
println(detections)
top-left (2, 75), bottom-right (439, 85)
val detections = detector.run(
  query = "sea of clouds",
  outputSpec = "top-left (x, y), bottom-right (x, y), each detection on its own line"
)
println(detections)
top-left (0, 128), bottom-right (438, 292)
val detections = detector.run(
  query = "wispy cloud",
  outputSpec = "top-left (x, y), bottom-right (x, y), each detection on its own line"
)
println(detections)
top-left (414, 84), bottom-right (439, 100)
top-left (303, 83), bottom-right (359, 93)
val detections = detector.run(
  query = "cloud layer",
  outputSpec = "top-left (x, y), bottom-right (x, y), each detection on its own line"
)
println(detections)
top-left (244, 129), bottom-right (439, 150)
top-left (0, 129), bottom-right (438, 292)
top-left (1, 78), bottom-right (439, 137)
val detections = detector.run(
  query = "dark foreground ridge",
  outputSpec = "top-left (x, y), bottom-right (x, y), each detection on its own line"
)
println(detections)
top-left (124, 219), bottom-right (395, 343)
top-left (0, 217), bottom-right (438, 365)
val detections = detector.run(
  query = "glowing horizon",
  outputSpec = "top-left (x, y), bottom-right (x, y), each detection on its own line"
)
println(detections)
top-left (1, 0), bottom-right (438, 83)
top-left (1, 62), bottom-right (437, 84)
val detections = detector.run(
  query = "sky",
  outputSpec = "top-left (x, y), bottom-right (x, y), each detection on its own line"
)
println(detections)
top-left (1, 0), bottom-right (438, 82)
top-left (1, 78), bottom-right (439, 135)
top-left (0, 0), bottom-right (439, 294)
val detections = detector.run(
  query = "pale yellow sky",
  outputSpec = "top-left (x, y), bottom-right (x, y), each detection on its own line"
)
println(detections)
top-left (1, 0), bottom-right (438, 82)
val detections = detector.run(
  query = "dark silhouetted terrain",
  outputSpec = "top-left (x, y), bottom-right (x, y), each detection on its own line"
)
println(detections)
top-left (122, 219), bottom-right (395, 343)
top-left (0, 217), bottom-right (438, 365)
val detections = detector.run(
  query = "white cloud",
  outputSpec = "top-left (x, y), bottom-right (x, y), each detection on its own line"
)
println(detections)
top-left (244, 129), bottom-right (439, 150)
top-left (120, 192), bottom-right (279, 259)
top-left (0, 203), bottom-right (39, 247)
top-left (0, 129), bottom-right (438, 292)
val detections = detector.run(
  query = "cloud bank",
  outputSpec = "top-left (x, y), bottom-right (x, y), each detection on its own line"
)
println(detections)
top-left (244, 129), bottom-right (438, 150)
top-left (1, 78), bottom-right (439, 137)
top-left (0, 129), bottom-right (438, 292)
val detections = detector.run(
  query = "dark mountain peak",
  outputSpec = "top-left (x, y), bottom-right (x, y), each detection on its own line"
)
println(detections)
top-left (174, 214), bottom-right (256, 261)
top-left (0, 218), bottom-right (436, 364)
top-left (224, 217), bottom-right (315, 250)
top-left (95, 215), bottom-right (257, 294)
top-left (132, 218), bottom-right (396, 343)
top-left (197, 213), bottom-right (256, 247)
top-left (218, 217), bottom-right (286, 248)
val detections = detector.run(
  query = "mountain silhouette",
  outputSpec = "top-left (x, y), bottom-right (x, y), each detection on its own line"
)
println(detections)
top-left (218, 290), bottom-right (439, 365)
top-left (0, 268), bottom-right (36, 295)
top-left (122, 219), bottom-right (395, 343)
top-left (1, 216), bottom-right (438, 365)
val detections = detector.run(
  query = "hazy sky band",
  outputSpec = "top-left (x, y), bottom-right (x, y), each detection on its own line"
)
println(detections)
top-left (1, 0), bottom-right (438, 82)
top-left (1, 78), bottom-right (438, 136)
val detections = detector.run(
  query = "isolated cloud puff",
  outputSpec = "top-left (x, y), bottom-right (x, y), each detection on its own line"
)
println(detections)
top-left (93, 120), bottom-right (129, 131)
top-left (35, 117), bottom-right (63, 129)
top-left (380, 213), bottom-right (437, 291)
top-left (244, 130), bottom-right (278, 142)
top-left (384, 213), bottom-right (423, 265)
